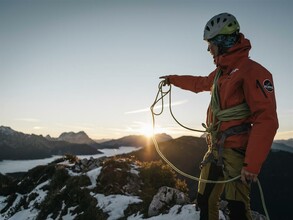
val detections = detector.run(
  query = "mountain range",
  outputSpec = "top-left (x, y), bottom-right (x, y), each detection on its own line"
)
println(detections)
top-left (1, 125), bottom-right (292, 160)
top-left (1, 133), bottom-right (292, 219)
top-left (46, 131), bottom-right (101, 149)
top-left (274, 138), bottom-right (293, 147)
top-left (100, 133), bottom-right (172, 149)
top-left (0, 125), bottom-right (292, 219)
top-left (0, 126), bottom-right (172, 160)
top-left (0, 126), bottom-right (103, 160)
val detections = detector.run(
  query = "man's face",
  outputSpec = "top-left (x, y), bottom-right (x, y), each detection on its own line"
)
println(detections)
top-left (207, 41), bottom-right (219, 58)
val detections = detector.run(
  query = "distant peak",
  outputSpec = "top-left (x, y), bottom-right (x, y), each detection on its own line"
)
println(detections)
top-left (0, 125), bottom-right (12, 129)
top-left (0, 126), bottom-right (17, 135)
top-left (59, 131), bottom-right (89, 138)
top-left (58, 130), bottom-right (95, 145)
top-left (77, 131), bottom-right (88, 135)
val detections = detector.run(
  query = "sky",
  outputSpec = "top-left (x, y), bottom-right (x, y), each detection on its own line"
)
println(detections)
top-left (0, 0), bottom-right (292, 140)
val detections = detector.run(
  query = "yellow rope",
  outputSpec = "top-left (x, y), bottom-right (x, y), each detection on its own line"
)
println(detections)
top-left (150, 80), bottom-right (270, 220)
top-left (151, 134), bottom-right (239, 183)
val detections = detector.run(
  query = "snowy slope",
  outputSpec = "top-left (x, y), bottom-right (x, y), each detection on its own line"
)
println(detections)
top-left (0, 147), bottom-right (268, 220)
top-left (0, 168), bottom-right (225, 220)
top-left (0, 153), bottom-right (228, 220)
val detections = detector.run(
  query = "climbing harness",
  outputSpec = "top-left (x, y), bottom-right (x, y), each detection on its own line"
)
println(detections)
top-left (201, 123), bottom-right (251, 167)
top-left (150, 79), bottom-right (270, 220)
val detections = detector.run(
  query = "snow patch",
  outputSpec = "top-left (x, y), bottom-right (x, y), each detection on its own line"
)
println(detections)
top-left (130, 164), bottom-right (140, 175)
top-left (29, 180), bottom-right (50, 206)
top-left (58, 160), bottom-right (75, 167)
top-left (0, 196), bottom-right (7, 212)
top-left (62, 206), bottom-right (78, 220)
top-left (6, 208), bottom-right (39, 220)
top-left (1, 180), bottom-right (50, 220)
top-left (95, 194), bottom-right (142, 220)
top-left (67, 169), bottom-right (81, 176)
top-left (146, 204), bottom-right (200, 220)
top-left (128, 204), bottom-right (227, 220)
top-left (86, 167), bottom-right (102, 189)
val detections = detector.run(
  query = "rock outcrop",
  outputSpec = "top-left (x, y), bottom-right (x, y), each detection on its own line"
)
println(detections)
top-left (148, 186), bottom-right (190, 217)
top-left (70, 156), bottom-right (107, 173)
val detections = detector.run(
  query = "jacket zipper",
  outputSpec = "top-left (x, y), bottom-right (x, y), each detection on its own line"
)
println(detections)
top-left (256, 80), bottom-right (268, 98)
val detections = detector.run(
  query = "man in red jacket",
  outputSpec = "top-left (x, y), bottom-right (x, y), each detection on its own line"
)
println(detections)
top-left (161, 13), bottom-right (278, 220)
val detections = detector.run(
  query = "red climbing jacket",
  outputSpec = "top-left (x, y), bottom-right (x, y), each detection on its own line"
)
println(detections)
top-left (167, 33), bottom-right (279, 174)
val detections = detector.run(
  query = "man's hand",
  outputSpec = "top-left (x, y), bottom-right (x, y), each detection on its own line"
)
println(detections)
top-left (241, 168), bottom-right (258, 185)
top-left (159, 76), bottom-right (170, 86)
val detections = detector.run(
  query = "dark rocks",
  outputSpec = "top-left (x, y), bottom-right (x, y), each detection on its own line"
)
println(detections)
top-left (148, 186), bottom-right (190, 217)
top-left (71, 156), bottom-right (107, 173)
top-left (0, 173), bottom-right (18, 196)
top-left (96, 158), bottom-right (142, 196)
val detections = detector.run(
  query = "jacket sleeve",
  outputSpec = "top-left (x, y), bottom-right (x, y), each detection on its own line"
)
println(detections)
top-left (243, 63), bottom-right (279, 174)
top-left (168, 71), bottom-right (216, 93)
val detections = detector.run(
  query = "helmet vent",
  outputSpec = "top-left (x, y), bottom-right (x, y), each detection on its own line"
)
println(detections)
top-left (211, 20), bottom-right (214, 26)
top-left (206, 26), bottom-right (210, 31)
top-left (228, 23), bottom-right (233, 27)
top-left (217, 18), bottom-right (220, 23)
top-left (223, 18), bottom-right (227, 23)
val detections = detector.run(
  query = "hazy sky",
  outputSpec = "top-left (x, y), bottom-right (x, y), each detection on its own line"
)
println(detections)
top-left (1, 0), bottom-right (292, 140)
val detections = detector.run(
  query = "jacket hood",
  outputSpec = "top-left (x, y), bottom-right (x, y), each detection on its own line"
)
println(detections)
top-left (215, 33), bottom-right (251, 74)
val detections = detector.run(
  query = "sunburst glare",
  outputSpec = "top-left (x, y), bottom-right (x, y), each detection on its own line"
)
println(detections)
top-left (138, 123), bottom-right (165, 138)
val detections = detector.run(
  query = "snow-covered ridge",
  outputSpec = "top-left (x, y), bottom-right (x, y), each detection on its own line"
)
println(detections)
top-left (0, 153), bottom-right (267, 220)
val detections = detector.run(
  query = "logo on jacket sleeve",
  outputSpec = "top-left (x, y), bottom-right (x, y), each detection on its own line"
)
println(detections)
top-left (263, 79), bottom-right (274, 92)
top-left (229, 68), bottom-right (239, 75)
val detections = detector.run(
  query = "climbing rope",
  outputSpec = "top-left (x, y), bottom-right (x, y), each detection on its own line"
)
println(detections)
top-left (150, 80), bottom-right (239, 184)
top-left (150, 80), bottom-right (270, 219)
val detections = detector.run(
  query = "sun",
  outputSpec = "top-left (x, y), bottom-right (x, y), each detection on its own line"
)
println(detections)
top-left (138, 124), bottom-right (154, 137)
top-left (138, 123), bottom-right (165, 138)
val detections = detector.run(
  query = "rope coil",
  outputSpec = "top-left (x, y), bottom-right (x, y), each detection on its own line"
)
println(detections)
top-left (150, 80), bottom-right (270, 219)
